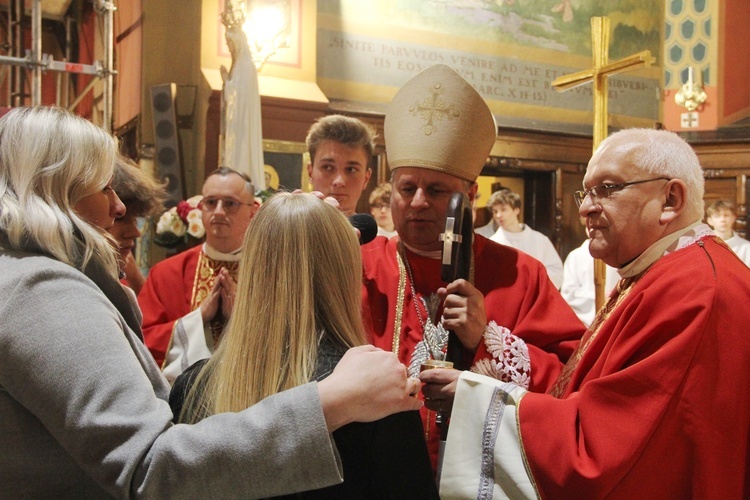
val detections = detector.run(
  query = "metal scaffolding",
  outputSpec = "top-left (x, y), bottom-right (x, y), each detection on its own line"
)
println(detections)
top-left (0, 0), bottom-right (116, 130)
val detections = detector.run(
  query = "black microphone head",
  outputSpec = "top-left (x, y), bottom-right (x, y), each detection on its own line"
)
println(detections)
top-left (348, 213), bottom-right (378, 245)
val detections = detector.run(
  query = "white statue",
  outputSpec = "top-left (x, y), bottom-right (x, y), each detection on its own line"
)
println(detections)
top-left (220, 21), bottom-right (266, 191)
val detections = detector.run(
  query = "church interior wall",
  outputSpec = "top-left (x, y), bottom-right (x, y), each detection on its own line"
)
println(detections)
top-left (141, 0), bottom-right (204, 197)
top-left (1, 0), bottom-right (749, 259)
top-left (138, 0), bottom-right (742, 252)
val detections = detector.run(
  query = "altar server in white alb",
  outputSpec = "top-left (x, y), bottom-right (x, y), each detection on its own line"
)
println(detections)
top-left (488, 189), bottom-right (563, 288)
top-left (705, 199), bottom-right (750, 266)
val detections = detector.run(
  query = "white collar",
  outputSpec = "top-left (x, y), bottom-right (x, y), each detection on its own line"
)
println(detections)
top-left (618, 221), bottom-right (714, 278)
top-left (203, 243), bottom-right (242, 262)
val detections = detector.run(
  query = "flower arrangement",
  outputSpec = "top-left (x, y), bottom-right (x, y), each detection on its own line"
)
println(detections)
top-left (154, 195), bottom-right (205, 248)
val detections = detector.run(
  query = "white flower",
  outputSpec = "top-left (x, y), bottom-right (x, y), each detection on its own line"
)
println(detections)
top-left (187, 220), bottom-right (205, 238)
top-left (186, 195), bottom-right (203, 208)
top-left (154, 197), bottom-right (205, 248)
top-left (186, 208), bottom-right (202, 222)
top-left (156, 208), bottom-right (176, 235)
top-left (186, 208), bottom-right (205, 238)
top-left (169, 217), bottom-right (187, 237)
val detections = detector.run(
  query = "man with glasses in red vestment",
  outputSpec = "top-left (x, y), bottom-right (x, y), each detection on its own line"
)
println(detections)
top-left (426, 128), bottom-right (750, 498)
top-left (139, 167), bottom-right (259, 383)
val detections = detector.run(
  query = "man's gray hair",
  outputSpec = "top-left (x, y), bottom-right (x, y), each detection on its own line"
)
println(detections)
top-left (592, 128), bottom-right (704, 218)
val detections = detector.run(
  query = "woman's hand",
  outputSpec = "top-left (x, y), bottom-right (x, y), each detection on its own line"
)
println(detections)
top-left (318, 345), bottom-right (423, 432)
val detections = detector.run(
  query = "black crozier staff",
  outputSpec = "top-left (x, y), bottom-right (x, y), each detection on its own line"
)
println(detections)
top-left (430, 191), bottom-right (474, 479)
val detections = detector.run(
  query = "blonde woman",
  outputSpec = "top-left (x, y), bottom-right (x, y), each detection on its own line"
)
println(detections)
top-left (0, 107), bottom-right (421, 497)
top-left (172, 192), bottom-right (438, 499)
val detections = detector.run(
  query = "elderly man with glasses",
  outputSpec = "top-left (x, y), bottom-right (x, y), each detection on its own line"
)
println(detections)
top-left (423, 128), bottom-right (750, 498)
top-left (139, 167), bottom-right (259, 383)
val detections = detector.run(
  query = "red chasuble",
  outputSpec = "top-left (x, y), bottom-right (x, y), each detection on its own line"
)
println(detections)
top-left (518, 236), bottom-right (750, 498)
top-left (362, 234), bottom-right (585, 467)
top-left (138, 245), bottom-right (203, 366)
top-left (138, 245), bottom-right (238, 367)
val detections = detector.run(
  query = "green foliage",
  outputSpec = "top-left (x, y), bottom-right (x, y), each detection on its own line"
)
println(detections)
top-left (256, 189), bottom-right (278, 203)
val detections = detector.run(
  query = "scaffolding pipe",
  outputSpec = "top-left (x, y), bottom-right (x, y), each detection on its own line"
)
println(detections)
top-left (5, 1), bottom-right (9, 103)
top-left (31, 0), bottom-right (41, 106)
top-left (63, 16), bottom-right (73, 108)
top-left (11, 0), bottom-right (24, 106)
top-left (55, 70), bottom-right (60, 105)
top-left (97, 0), bottom-right (115, 132)
top-left (1, 0), bottom-right (115, 122)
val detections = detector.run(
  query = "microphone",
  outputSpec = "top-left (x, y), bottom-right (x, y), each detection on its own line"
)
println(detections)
top-left (348, 213), bottom-right (378, 245)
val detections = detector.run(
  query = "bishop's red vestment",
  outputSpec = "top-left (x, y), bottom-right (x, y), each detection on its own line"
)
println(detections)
top-left (361, 234), bottom-right (585, 467)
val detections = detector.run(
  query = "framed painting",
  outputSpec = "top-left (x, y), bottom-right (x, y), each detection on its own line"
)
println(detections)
top-left (262, 139), bottom-right (310, 193)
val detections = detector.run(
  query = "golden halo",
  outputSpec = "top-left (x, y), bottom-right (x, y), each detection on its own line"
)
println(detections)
top-left (264, 164), bottom-right (280, 190)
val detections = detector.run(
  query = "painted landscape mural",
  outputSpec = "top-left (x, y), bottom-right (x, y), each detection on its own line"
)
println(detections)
top-left (317, 0), bottom-right (663, 133)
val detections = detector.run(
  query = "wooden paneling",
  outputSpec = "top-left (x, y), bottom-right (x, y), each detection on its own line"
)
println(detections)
top-left (260, 95), bottom-right (328, 142)
top-left (491, 129), bottom-right (592, 168)
top-left (693, 142), bottom-right (750, 170)
top-left (693, 138), bottom-right (750, 238)
top-left (204, 90), bottom-right (327, 177)
top-left (205, 92), bottom-right (750, 245)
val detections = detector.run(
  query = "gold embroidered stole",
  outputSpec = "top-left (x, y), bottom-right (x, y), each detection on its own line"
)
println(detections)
top-left (548, 272), bottom-right (644, 398)
top-left (190, 252), bottom-right (239, 308)
top-left (190, 251), bottom-right (239, 344)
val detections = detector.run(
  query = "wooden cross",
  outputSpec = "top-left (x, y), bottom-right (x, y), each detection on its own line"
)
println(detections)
top-left (552, 16), bottom-right (655, 310)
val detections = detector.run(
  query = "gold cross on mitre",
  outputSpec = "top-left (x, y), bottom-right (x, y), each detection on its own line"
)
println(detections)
top-left (409, 82), bottom-right (460, 136)
top-left (551, 16), bottom-right (655, 310)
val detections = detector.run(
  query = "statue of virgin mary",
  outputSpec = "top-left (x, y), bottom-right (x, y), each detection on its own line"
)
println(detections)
top-left (220, 11), bottom-right (266, 191)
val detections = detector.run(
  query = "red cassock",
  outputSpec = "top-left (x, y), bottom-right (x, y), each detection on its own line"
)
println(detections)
top-left (361, 234), bottom-right (585, 467)
top-left (519, 236), bottom-right (750, 498)
top-left (138, 245), bottom-right (203, 366)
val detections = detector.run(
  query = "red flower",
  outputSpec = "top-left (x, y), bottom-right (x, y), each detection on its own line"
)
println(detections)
top-left (176, 200), bottom-right (192, 221)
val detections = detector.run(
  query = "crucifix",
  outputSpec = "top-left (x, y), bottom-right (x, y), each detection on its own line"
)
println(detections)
top-left (552, 16), bottom-right (655, 310)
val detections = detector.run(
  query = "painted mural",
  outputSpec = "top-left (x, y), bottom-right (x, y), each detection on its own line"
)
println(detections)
top-left (317, 0), bottom-right (663, 133)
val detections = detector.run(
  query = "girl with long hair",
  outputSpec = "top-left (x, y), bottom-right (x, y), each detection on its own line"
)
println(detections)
top-left (173, 192), bottom-right (438, 499)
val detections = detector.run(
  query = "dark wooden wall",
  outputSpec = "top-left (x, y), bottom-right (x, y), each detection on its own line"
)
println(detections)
top-left (204, 92), bottom-right (750, 255)
top-left (690, 136), bottom-right (750, 238)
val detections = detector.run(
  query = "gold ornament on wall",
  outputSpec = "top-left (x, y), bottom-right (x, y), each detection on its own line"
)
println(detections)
top-left (674, 67), bottom-right (707, 112)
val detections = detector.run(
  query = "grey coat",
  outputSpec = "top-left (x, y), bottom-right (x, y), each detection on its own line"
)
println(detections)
top-left (0, 241), bottom-right (343, 499)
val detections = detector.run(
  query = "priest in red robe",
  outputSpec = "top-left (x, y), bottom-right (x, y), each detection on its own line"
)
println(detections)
top-left (138, 167), bottom-right (258, 383)
top-left (425, 128), bottom-right (750, 498)
top-left (362, 64), bottom-right (586, 470)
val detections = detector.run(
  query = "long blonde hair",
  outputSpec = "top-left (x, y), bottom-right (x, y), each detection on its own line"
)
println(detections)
top-left (183, 193), bottom-right (366, 422)
top-left (0, 107), bottom-right (119, 277)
